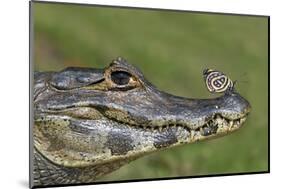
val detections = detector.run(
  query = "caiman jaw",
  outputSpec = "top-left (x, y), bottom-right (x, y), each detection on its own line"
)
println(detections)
top-left (93, 107), bottom-right (250, 141)
top-left (136, 113), bottom-right (248, 137)
top-left (34, 89), bottom-right (250, 169)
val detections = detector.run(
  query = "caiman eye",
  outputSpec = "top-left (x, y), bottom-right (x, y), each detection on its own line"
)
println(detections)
top-left (111, 71), bottom-right (132, 85)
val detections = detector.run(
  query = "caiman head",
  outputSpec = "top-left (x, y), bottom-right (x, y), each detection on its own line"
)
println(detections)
top-left (33, 57), bottom-right (250, 185)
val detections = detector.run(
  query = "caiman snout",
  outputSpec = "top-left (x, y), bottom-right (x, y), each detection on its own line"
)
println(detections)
top-left (160, 89), bottom-right (251, 131)
top-left (214, 91), bottom-right (251, 120)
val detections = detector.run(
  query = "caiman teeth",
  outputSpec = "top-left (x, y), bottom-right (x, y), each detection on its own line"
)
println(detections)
top-left (110, 114), bottom-right (246, 133)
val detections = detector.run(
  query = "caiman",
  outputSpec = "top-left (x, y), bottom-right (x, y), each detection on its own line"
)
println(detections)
top-left (31, 57), bottom-right (251, 187)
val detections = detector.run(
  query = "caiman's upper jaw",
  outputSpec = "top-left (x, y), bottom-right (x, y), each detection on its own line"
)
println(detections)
top-left (97, 90), bottom-right (251, 139)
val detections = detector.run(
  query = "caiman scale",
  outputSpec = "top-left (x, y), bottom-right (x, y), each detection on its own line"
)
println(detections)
top-left (32, 57), bottom-right (250, 187)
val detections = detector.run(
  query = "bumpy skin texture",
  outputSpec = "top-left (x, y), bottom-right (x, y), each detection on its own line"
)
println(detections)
top-left (32, 57), bottom-right (251, 187)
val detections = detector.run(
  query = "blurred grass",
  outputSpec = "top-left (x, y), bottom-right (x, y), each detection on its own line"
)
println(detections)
top-left (33, 2), bottom-right (268, 181)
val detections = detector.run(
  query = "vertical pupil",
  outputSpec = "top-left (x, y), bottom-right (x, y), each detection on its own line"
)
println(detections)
top-left (111, 71), bottom-right (131, 85)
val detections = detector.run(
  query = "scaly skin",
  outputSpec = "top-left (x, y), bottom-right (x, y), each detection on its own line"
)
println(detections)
top-left (32, 57), bottom-right (250, 187)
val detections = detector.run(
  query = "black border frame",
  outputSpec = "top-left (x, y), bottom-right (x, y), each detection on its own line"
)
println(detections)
top-left (29, 1), bottom-right (270, 188)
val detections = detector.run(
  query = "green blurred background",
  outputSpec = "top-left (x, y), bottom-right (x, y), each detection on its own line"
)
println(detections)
top-left (33, 2), bottom-right (268, 182)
